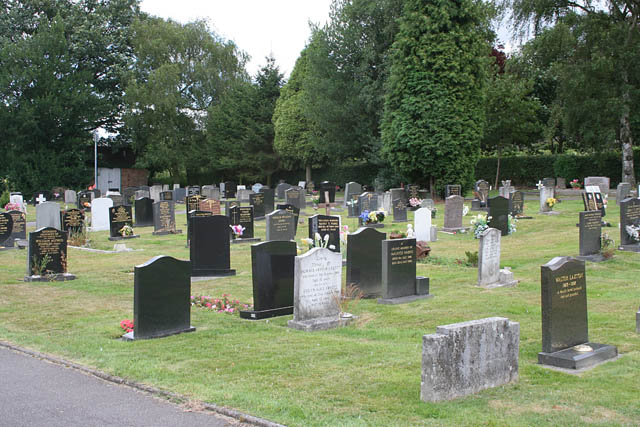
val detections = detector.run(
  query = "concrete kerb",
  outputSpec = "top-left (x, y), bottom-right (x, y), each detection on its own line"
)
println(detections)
top-left (0, 340), bottom-right (284, 427)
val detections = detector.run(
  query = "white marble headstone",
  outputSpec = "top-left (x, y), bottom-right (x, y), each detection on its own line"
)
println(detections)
top-left (91, 197), bottom-right (113, 231)
top-left (149, 185), bottom-right (162, 202)
top-left (9, 194), bottom-right (26, 213)
top-left (539, 186), bottom-right (554, 212)
top-left (415, 208), bottom-right (432, 242)
top-left (36, 202), bottom-right (61, 230)
top-left (289, 248), bottom-right (342, 331)
top-left (478, 228), bottom-right (501, 286)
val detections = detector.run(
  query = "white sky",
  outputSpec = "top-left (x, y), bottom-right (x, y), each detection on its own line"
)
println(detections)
top-left (139, 1), bottom-right (334, 77)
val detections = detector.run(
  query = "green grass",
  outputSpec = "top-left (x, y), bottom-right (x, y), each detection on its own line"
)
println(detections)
top-left (1, 198), bottom-right (639, 426)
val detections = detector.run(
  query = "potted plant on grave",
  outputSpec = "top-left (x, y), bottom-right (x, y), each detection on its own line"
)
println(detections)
top-left (570, 179), bottom-right (581, 190)
top-left (119, 225), bottom-right (134, 237)
top-left (600, 233), bottom-right (615, 259)
top-left (359, 210), bottom-right (386, 227)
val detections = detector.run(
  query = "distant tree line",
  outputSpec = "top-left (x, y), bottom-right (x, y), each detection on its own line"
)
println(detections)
top-left (1, 0), bottom-right (639, 196)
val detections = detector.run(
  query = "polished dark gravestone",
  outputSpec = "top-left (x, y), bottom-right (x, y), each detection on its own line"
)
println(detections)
top-left (582, 191), bottom-right (597, 211)
top-left (509, 191), bottom-right (529, 218)
top-left (122, 187), bottom-right (138, 205)
top-left (223, 181), bottom-right (236, 199)
top-left (250, 192), bottom-right (266, 219)
top-left (240, 241), bottom-right (296, 320)
top-left (160, 190), bottom-right (173, 201)
top-left (186, 210), bottom-right (213, 247)
top-left (259, 188), bottom-right (275, 215)
top-left (308, 214), bottom-right (341, 253)
top-left (358, 192), bottom-right (378, 213)
top-left (619, 197), bottom-right (640, 251)
top-left (133, 197), bottom-right (153, 227)
top-left (185, 195), bottom-right (204, 214)
top-left (276, 203), bottom-right (299, 233)
top-left (229, 206), bottom-right (259, 242)
top-left (577, 211), bottom-right (603, 262)
top-left (347, 194), bottom-right (360, 218)
top-left (285, 187), bottom-right (304, 211)
top-left (593, 190), bottom-right (606, 217)
top-left (318, 181), bottom-right (336, 204)
top-left (123, 256), bottom-right (195, 340)
top-left (108, 205), bottom-right (139, 241)
top-left (8, 210), bottom-right (26, 241)
top-left (445, 184), bottom-right (461, 198)
top-left (266, 209), bottom-right (296, 241)
top-left (152, 201), bottom-right (182, 235)
top-left (406, 184), bottom-right (420, 201)
top-left (488, 196), bottom-right (510, 236)
top-left (61, 209), bottom-right (85, 235)
top-left (538, 257), bottom-right (617, 370)
top-left (276, 182), bottom-right (292, 200)
top-left (346, 227), bottom-right (386, 297)
top-left (25, 227), bottom-right (75, 281)
top-left (392, 198), bottom-right (407, 223)
top-left (0, 212), bottom-right (14, 248)
top-left (189, 215), bottom-right (236, 277)
top-left (378, 238), bottom-right (431, 304)
top-left (77, 191), bottom-right (93, 209)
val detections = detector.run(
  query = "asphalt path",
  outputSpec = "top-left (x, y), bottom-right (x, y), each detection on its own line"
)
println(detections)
top-left (0, 346), bottom-right (244, 427)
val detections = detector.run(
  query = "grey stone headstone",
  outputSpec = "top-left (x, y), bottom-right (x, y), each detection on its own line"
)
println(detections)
top-left (617, 182), bottom-right (631, 205)
top-left (90, 197), bottom-right (113, 231)
top-left (619, 197), bottom-right (640, 247)
top-left (475, 180), bottom-right (489, 202)
top-left (392, 198), bottom-right (407, 222)
top-left (122, 187), bottom-right (138, 206)
top-left (237, 189), bottom-right (253, 202)
top-left (421, 317), bottom-right (519, 402)
top-left (542, 178), bottom-right (555, 188)
top-left (344, 182), bottom-right (362, 207)
top-left (173, 184), bottom-right (180, 190)
top-left (390, 188), bottom-right (407, 206)
top-left (443, 195), bottom-right (464, 231)
top-left (152, 201), bottom-right (177, 235)
top-left (266, 209), bottom-right (296, 242)
top-left (346, 227), bottom-right (386, 297)
top-left (276, 183), bottom-right (292, 200)
top-left (288, 247), bottom-right (342, 331)
top-left (584, 177), bottom-right (610, 195)
top-left (285, 187), bottom-right (304, 211)
top-left (135, 190), bottom-right (150, 200)
top-left (64, 190), bottom-right (77, 204)
top-left (539, 186), bottom-right (555, 213)
top-left (556, 177), bottom-right (566, 189)
top-left (173, 188), bottom-right (187, 203)
top-left (478, 228), bottom-right (501, 286)
top-left (36, 202), bottom-right (61, 230)
top-left (201, 185), bottom-right (215, 199)
top-left (510, 191), bottom-right (525, 216)
top-left (150, 185), bottom-right (162, 202)
top-left (382, 192), bottom-right (392, 214)
top-left (420, 199), bottom-right (435, 210)
top-left (358, 192), bottom-right (378, 213)
top-left (160, 191), bottom-right (173, 201)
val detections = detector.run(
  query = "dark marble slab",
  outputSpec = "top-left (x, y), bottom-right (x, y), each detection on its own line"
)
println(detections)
top-left (346, 227), bottom-right (386, 297)
top-left (189, 215), bottom-right (235, 276)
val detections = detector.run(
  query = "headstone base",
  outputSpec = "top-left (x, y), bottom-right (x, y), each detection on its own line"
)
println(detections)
top-left (191, 269), bottom-right (236, 277)
top-left (471, 200), bottom-right (488, 211)
top-left (231, 237), bottom-right (261, 244)
top-left (539, 211), bottom-right (560, 215)
top-left (392, 219), bottom-right (407, 223)
top-left (364, 223), bottom-right (384, 228)
top-left (618, 244), bottom-right (640, 252)
top-left (24, 273), bottom-right (77, 282)
top-left (538, 342), bottom-right (618, 370)
top-left (575, 253), bottom-right (606, 263)
top-left (152, 229), bottom-right (183, 236)
top-left (240, 306), bottom-right (293, 320)
top-left (515, 215), bottom-right (533, 220)
top-left (377, 294), bottom-right (433, 305)
top-left (440, 227), bottom-right (469, 233)
top-left (16, 239), bottom-right (28, 249)
top-left (478, 269), bottom-right (518, 288)
top-left (108, 235), bottom-right (140, 241)
top-left (288, 315), bottom-right (351, 332)
top-left (122, 326), bottom-right (196, 341)
top-left (0, 244), bottom-right (16, 251)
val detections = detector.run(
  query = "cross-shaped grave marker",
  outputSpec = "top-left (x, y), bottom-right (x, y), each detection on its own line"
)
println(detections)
top-left (35, 194), bottom-right (47, 204)
top-left (317, 191), bottom-right (336, 216)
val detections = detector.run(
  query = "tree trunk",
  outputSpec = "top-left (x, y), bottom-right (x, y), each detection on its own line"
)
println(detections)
top-left (620, 71), bottom-right (635, 187)
top-left (494, 147), bottom-right (501, 191)
top-left (305, 164), bottom-right (311, 184)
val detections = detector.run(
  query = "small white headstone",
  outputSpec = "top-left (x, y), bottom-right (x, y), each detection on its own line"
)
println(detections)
top-left (9, 194), bottom-right (26, 213)
top-left (149, 185), bottom-right (162, 202)
top-left (415, 208), bottom-right (432, 242)
top-left (539, 186), bottom-right (555, 213)
top-left (64, 190), bottom-right (77, 204)
top-left (288, 248), bottom-right (342, 331)
top-left (478, 228), bottom-right (501, 286)
top-left (91, 197), bottom-right (114, 231)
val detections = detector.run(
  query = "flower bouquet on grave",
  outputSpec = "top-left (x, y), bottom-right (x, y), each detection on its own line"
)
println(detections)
top-left (546, 197), bottom-right (558, 209)
top-left (470, 214), bottom-right (490, 239)
top-left (508, 215), bottom-right (518, 235)
top-left (119, 225), bottom-right (134, 237)
top-left (4, 202), bottom-right (20, 212)
top-left (625, 223), bottom-right (640, 243)
top-left (191, 294), bottom-right (252, 314)
top-left (570, 179), bottom-right (581, 189)
top-left (409, 197), bottom-right (422, 208)
top-left (230, 224), bottom-right (245, 239)
top-left (120, 319), bottom-right (134, 333)
top-left (298, 238), bottom-right (314, 254)
top-left (359, 210), bottom-right (386, 226)
top-left (311, 190), bottom-right (320, 209)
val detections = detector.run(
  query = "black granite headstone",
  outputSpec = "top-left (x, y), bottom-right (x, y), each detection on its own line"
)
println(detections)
top-left (358, 192), bottom-right (378, 213)
top-left (223, 181), bottom-right (236, 199)
top-left (583, 192), bottom-right (597, 211)
top-left (445, 185), bottom-right (461, 198)
top-left (392, 198), bottom-right (407, 223)
top-left (318, 181), bottom-right (336, 204)
top-left (123, 187), bottom-right (138, 206)
top-left (7, 210), bottom-right (26, 240)
top-left (125, 256), bottom-right (195, 340)
top-left (109, 205), bottom-right (134, 238)
top-left (285, 187), bottom-right (304, 211)
top-left (619, 197), bottom-right (640, 248)
top-left (538, 256), bottom-right (617, 369)
top-left (276, 182), bottom-right (292, 200)
top-left (579, 211), bottom-right (602, 257)
top-left (0, 212), bottom-right (13, 247)
top-left (250, 192), bottom-right (266, 219)
top-left (229, 206), bottom-right (255, 239)
top-left (187, 185), bottom-right (201, 196)
top-left (160, 191), bottom-right (173, 201)
top-left (346, 227), bottom-right (386, 297)
top-left (61, 209), bottom-right (85, 235)
top-left (77, 191), bottom-right (92, 209)
top-left (185, 195), bottom-right (204, 214)
top-left (381, 238), bottom-right (416, 299)
top-left (187, 210), bottom-right (213, 246)
top-left (266, 209), bottom-right (296, 241)
top-left (593, 191), bottom-right (606, 217)
top-left (189, 215), bottom-right (235, 276)
top-left (406, 184), bottom-right (420, 201)
top-left (27, 227), bottom-right (67, 275)
top-left (488, 196), bottom-right (510, 236)
top-left (308, 214), bottom-right (340, 253)
top-left (134, 197), bottom-right (154, 227)
top-left (239, 241), bottom-right (296, 320)
top-left (259, 188), bottom-right (275, 215)
top-left (152, 201), bottom-right (179, 235)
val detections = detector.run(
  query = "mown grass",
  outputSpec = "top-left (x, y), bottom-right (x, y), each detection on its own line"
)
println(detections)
top-left (1, 197), bottom-right (639, 426)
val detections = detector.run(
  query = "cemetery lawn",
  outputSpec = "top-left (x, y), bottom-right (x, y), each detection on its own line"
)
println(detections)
top-left (1, 198), bottom-right (639, 426)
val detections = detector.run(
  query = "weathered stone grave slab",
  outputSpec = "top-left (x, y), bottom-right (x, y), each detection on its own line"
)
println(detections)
top-left (477, 228), bottom-right (517, 288)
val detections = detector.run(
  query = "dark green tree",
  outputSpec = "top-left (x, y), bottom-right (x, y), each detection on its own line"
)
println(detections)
top-left (381, 0), bottom-right (491, 194)
top-left (0, 0), bottom-right (139, 194)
